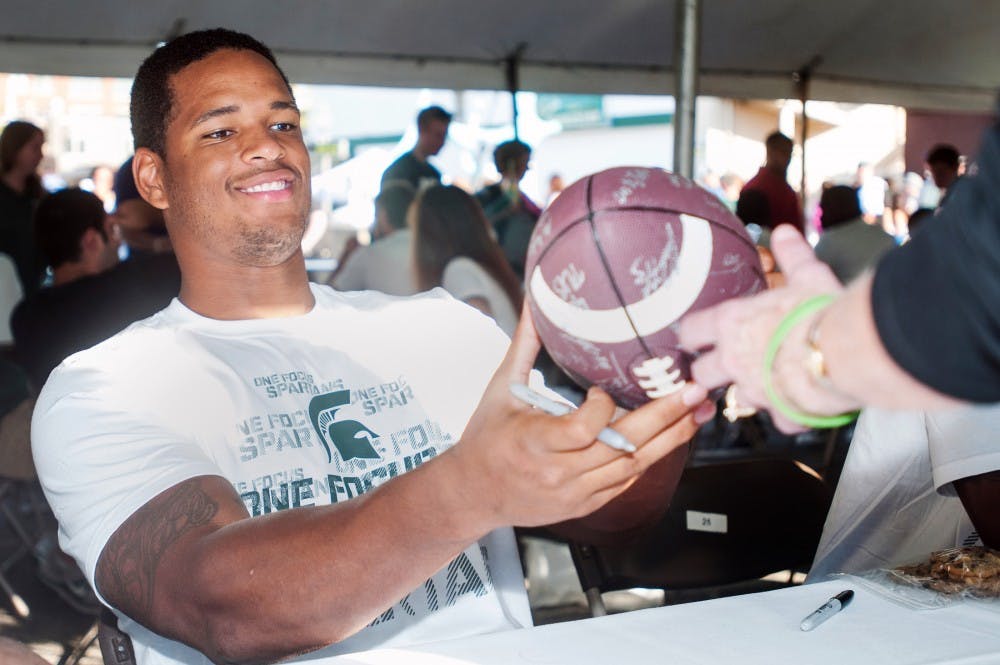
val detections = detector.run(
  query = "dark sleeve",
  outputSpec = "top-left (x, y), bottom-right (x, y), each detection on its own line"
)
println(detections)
top-left (380, 154), bottom-right (407, 187)
top-left (871, 124), bottom-right (1000, 401)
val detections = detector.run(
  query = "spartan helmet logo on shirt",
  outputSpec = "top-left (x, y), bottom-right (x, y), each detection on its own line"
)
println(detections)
top-left (308, 390), bottom-right (381, 462)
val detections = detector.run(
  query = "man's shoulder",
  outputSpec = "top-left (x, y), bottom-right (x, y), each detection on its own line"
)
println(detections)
top-left (317, 280), bottom-right (450, 311)
top-left (12, 258), bottom-right (179, 350)
top-left (385, 151), bottom-right (415, 168)
top-left (742, 168), bottom-right (767, 188)
top-left (381, 152), bottom-right (419, 180)
top-left (11, 276), bottom-right (103, 331)
top-left (835, 219), bottom-right (893, 245)
top-left (369, 230), bottom-right (412, 256)
top-left (475, 183), bottom-right (503, 202)
top-left (318, 281), bottom-right (503, 334)
top-left (745, 168), bottom-right (792, 192)
top-left (35, 308), bottom-right (178, 406)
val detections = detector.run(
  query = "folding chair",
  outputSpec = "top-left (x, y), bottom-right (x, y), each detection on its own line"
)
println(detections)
top-left (63, 608), bottom-right (136, 665)
top-left (0, 396), bottom-right (45, 620)
top-left (562, 457), bottom-right (834, 616)
top-left (98, 609), bottom-right (137, 665)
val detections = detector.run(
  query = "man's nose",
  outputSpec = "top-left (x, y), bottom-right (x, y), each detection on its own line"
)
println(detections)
top-left (241, 128), bottom-right (285, 162)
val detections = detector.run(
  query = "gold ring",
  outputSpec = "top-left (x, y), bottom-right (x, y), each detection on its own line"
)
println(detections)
top-left (722, 384), bottom-right (757, 422)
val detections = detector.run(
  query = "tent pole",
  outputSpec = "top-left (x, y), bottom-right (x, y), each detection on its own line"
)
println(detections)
top-left (799, 78), bottom-right (809, 221)
top-left (795, 56), bottom-right (821, 224)
top-left (673, 0), bottom-right (700, 178)
top-left (504, 43), bottom-right (527, 141)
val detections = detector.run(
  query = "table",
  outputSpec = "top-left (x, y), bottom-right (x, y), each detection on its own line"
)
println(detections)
top-left (320, 581), bottom-right (1000, 664)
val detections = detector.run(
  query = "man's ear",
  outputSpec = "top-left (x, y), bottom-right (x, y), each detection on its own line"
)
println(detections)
top-left (80, 226), bottom-right (104, 257)
top-left (134, 147), bottom-right (169, 210)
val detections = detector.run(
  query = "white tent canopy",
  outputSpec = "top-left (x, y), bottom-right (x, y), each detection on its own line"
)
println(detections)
top-left (1, 0), bottom-right (998, 111)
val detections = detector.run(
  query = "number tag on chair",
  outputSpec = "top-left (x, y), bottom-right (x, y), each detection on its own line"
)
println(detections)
top-left (686, 510), bottom-right (728, 533)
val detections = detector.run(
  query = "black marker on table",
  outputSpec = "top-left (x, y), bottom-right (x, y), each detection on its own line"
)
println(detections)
top-left (800, 590), bottom-right (854, 631)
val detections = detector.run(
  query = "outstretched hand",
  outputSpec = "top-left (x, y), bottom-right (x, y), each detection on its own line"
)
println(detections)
top-left (678, 225), bottom-right (853, 432)
top-left (448, 304), bottom-right (712, 533)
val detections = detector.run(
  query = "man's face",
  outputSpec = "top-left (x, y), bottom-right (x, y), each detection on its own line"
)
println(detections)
top-left (928, 162), bottom-right (958, 189)
top-left (419, 119), bottom-right (449, 156)
top-left (143, 48), bottom-right (311, 268)
top-left (767, 142), bottom-right (793, 171)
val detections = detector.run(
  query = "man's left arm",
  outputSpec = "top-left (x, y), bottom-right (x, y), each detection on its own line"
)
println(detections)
top-left (927, 407), bottom-right (1000, 550)
top-left (954, 471), bottom-right (1000, 549)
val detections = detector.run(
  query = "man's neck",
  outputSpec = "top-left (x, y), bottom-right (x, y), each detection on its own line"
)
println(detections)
top-left (52, 262), bottom-right (99, 287)
top-left (176, 252), bottom-right (315, 321)
top-left (410, 146), bottom-right (429, 162)
top-left (764, 164), bottom-right (787, 178)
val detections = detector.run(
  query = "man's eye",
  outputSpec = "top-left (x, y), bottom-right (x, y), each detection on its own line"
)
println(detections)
top-left (204, 129), bottom-right (234, 140)
top-left (271, 122), bottom-right (298, 132)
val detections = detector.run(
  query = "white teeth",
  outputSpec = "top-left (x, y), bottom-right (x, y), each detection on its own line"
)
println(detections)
top-left (242, 180), bottom-right (289, 193)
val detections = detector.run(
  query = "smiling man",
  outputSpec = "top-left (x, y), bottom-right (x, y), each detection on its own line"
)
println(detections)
top-left (30, 29), bottom-right (712, 665)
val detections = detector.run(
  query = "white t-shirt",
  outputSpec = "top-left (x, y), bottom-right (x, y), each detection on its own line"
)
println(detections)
top-left (331, 229), bottom-right (417, 297)
top-left (32, 284), bottom-right (531, 664)
top-left (441, 257), bottom-right (519, 337)
top-left (808, 405), bottom-right (1000, 581)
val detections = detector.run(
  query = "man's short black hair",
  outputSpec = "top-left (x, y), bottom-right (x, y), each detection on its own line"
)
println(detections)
top-left (819, 185), bottom-right (863, 229)
top-left (492, 140), bottom-right (531, 172)
top-left (130, 28), bottom-right (292, 156)
top-left (416, 106), bottom-right (453, 130)
top-left (926, 144), bottom-right (960, 169)
top-left (375, 180), bottom-right (417, 231)
top-left (765, 131), bottom-right (793, 150)
top-left (35, 188), bottom-right (107, 269)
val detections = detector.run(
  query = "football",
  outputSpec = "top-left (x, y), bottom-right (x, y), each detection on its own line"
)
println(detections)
top-left (525, 166), bottom-right (765, 409)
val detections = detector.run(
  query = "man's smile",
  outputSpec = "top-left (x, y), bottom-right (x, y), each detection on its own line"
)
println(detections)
top-left (241, 179), bottom-right (289, 193)
top-left (234, 169), bottom-right (297, 201)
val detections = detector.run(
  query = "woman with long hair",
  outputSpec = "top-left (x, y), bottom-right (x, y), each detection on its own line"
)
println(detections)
top-left (1, 120), bottom-right (46, 293)
top-left (411, 185), bottom-right (522, 336)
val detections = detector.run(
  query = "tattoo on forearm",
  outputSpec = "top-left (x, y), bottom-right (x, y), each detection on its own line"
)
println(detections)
top-left (97, 480), bottom-right (218, 619)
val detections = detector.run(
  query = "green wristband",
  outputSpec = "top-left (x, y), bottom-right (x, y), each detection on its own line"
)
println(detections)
top-left (762, 295), bottom-right (859, 429)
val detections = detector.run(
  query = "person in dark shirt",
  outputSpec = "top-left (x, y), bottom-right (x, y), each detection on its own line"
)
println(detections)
top-left (740, 131), bottom-right (804, 233)
top-left (475, 139), bottom-right (541, 279)
top-left (111, 156), bottom-right (172, 259)
top-left (926, 143), bottom-right (962, 207)
top-left (380, 105), bottom-right (451, 190)
top-left (11, 188), bottom-right (180, 391)
top-left (0, 120), bottom-right (46, 294)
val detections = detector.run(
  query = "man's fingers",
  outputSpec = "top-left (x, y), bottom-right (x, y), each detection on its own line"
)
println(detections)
top-left (569, 385), bottom-right (704, 475)
top-left (493, 303), bottom-right (542, 386)
top-left (577, 416), bottom-right (695, 498)
top-left (609, 384), bottom-right (703, 446)
top-left (562, 386), bottom-right (619, 451)
top-left (770, 224), bottom-right (820, 280)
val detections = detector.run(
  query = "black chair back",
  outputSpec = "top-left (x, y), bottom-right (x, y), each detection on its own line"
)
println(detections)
top-left (98, 608), bottom-right (136, 665)
top-left (565, 457), bottom-right (833, 614)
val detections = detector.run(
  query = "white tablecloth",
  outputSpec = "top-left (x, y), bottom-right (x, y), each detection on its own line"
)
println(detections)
top-left (316, 581), bottom-right (1000, 665)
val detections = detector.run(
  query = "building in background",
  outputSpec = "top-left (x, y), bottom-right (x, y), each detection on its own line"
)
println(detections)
top-left (6, 70), bottom-right (966, 266)
top-left (1, 73), bottom-right (132, 182)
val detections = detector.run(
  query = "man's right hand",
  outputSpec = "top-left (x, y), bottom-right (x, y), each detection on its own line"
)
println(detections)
top-left (444, 305), bottom-right (709, 533)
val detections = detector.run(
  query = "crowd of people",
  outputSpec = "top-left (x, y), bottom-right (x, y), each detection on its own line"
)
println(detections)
top-left (0, 25), bottom-right (997, 665)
